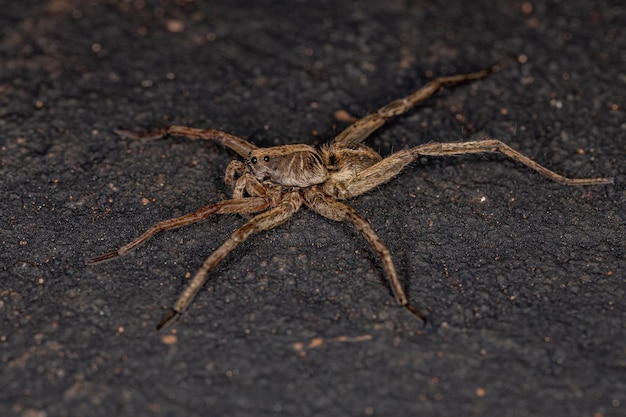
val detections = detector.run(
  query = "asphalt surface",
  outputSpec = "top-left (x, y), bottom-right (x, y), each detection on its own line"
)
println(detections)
top-left (1, 1), bottom-right (624, 416)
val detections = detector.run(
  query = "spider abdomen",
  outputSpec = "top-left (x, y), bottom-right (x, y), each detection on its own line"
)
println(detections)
top-left (247, 144), bottom-right (329, 187)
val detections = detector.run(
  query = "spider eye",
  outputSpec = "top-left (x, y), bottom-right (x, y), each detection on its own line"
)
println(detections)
top-left (250, 156), bottom-right (258, 164)
top-left (263, 156), bottom-right (270, 162)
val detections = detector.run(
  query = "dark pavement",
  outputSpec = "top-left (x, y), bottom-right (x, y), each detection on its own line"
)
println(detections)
top-left (1, 1), bottom-right (624, 416)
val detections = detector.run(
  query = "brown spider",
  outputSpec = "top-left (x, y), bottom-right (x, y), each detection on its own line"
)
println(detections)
top-left (87, 62), bottom-right (613, 329)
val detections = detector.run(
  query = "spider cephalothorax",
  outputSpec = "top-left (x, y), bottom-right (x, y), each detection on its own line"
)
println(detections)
top-left (88, 62), bottom-right (612, 329)
top-left (247, 145), bottom-right (328, 187)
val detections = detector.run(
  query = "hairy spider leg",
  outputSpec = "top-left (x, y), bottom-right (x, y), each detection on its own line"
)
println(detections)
top-left (86, 197), bottom-right (271, 265)
top-left (115, 126), bottom-right (257, 158)
top-left (337, 139), bottom-right (613, 199)
top-left (303, 188), bottom-right (427, 323)
top-left (158, 191), bottom-right (303, 329)
top-left (333, 60), bottom-right (507, 148)
top-left (412, 140), bottom-right (614, 185)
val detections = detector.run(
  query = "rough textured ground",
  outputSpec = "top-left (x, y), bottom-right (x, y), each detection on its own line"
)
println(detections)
top-left (1, 1), bottom-right (624, 416)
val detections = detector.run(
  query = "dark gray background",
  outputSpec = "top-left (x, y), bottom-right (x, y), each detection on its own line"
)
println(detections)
top-left (1, 1), bottom-right (624, 416)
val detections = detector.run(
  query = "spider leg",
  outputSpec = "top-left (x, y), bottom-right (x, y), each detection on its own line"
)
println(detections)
top-left (412, 140), bottom-right (614, 185)
top-left (333, 60), bottom-right (507, 148)
top-left (303, 188), bottom-right (427, 323)
top-left (86, 196), bottom-right (271, 265)
top-left (158, 191), bottom-right (303, 329)
top-left (115, 125), bottom-right (257, 158)
top-left (336, 139), bottom-right (613, 199)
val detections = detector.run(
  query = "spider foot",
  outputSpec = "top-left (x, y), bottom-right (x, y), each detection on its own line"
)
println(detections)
top-left (157, 308), bottom-right (180, 330)
top-left (86, 251), bottom-right (120, 265)
top-left (490, 55), bottom-right (515, 74)
top-left (114, 128), bottom-right (167, 141)
top-left (404, 303), bottom-right (427, 326)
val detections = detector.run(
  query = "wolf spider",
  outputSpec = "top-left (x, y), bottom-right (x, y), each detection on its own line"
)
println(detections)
top-left (87, 62), bottom-right (613, 329)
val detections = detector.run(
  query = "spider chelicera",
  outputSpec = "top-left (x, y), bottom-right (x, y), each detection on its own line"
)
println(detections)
top-left (87, 61), bottom-right (613, 329)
